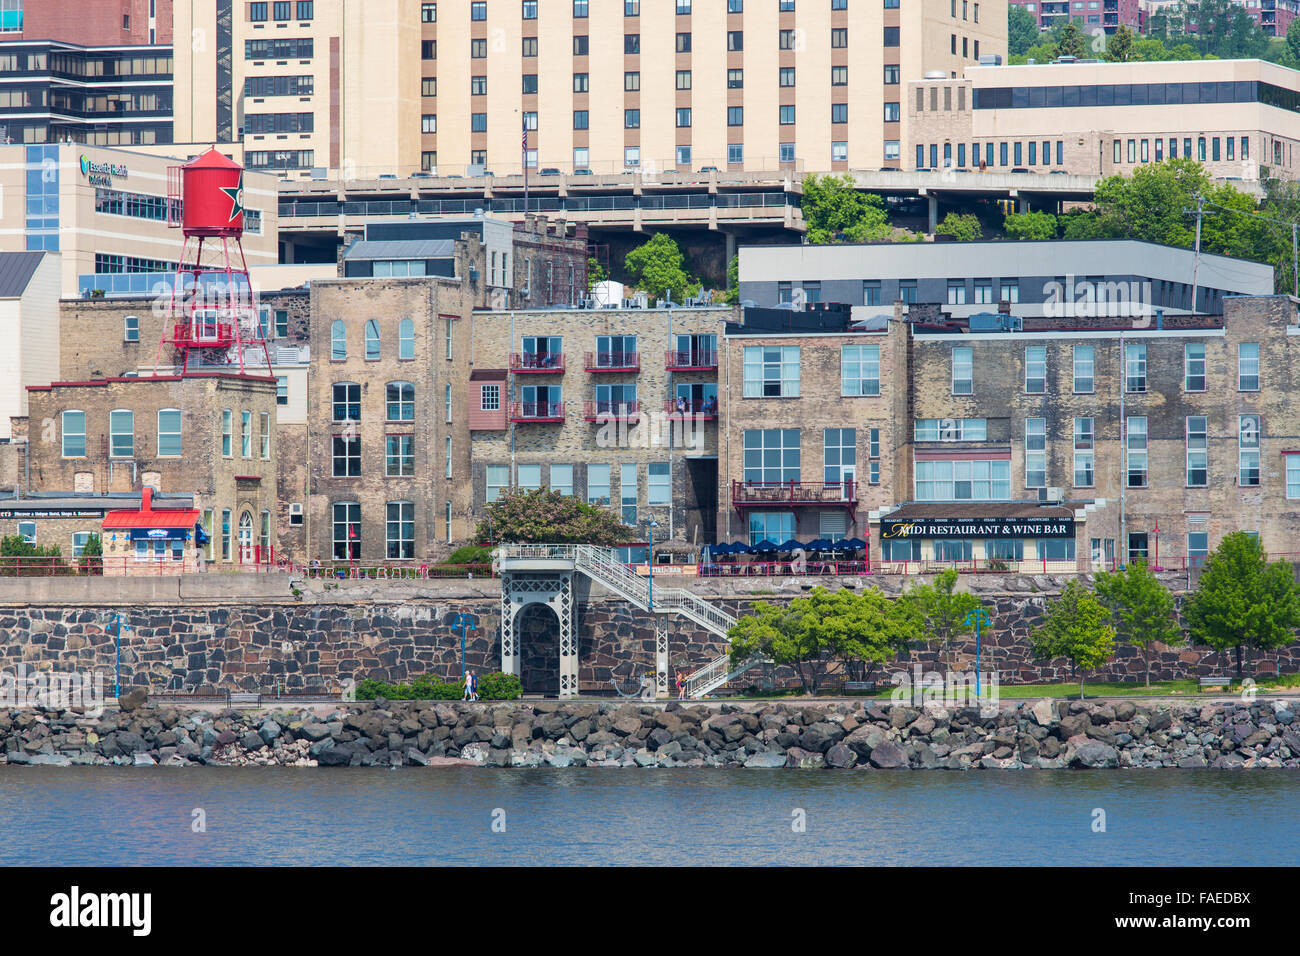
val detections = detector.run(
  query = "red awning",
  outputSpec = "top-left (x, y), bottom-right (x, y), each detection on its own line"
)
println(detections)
top-left (103, 508), bottom-right (200, 530)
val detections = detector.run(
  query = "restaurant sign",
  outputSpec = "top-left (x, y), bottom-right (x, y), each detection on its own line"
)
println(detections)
top-left (881, 516), bottom-right (1074, 540)
top-left (0, 509), bottom-right (104, 519)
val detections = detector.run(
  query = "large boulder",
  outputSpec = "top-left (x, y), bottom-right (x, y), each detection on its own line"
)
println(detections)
top-left (824, 743), bottom-right (857, 769)
top-left (845, 724), bottom-right (888, 759)
top-left (868, 741), bottom-right (909, 769)
top-left (743, 752), bottom-right (787, 769)
top-left (1028, 698), bottom-right (1056, 728)
top-left (1069, 740), bottom-right (1119, 769)
top-left (118, 688), bottom-right (148, 712)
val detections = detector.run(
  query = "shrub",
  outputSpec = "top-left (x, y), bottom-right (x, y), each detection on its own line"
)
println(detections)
top-left (443, 544), bottom-right (492, 566)
top-left (355, 671), bottom-right (522, 701)
top-left (0, 534), bottom-right (68, 577)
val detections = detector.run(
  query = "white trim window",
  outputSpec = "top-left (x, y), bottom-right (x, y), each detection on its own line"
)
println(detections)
top-left (743, 346), bottom-right (800, 398)
top-left (840, 345), bottom-right (880, 396)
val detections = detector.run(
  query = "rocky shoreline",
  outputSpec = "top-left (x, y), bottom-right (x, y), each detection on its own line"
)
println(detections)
top-left (1, 694), bottom-right (1298, 769)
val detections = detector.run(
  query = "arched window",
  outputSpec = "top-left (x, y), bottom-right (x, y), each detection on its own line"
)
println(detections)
top-left (332, 382), bottom-right (361, 421)
top-left (365, 319), bottom-right (381, 360)
top-left (386, 381), bottom-right (415, 421)
top-left (331, 320), bottom-right (347, 360)
top-left (399, 318), bottom-right (415, 360)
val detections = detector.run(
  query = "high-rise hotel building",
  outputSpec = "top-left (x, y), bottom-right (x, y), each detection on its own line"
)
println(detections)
top-left (173, 0), bottom-right (1007, 178)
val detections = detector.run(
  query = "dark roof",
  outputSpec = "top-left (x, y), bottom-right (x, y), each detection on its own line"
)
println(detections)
top-left (470, 368), bottom-right (508, 380)
top-left (885, 501), bottom-right (1078, 520)
top-left (0, 252), bottom-right (46, 298)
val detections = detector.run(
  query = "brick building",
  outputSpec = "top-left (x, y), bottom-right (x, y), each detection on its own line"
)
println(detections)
top-left (17, 373), bottom-right (278, 565)
top-left (466, 306), bottom-right (731, 551)
top-left (717, 303), bottom-right (910, 549)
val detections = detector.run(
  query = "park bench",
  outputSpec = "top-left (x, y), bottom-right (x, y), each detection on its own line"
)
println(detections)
top-left (843, 681), bottom-right (876, 694)
top-left (228, 692), bottom-right (261, 708)
top-left (1199, 676), bottom-right (1232, 690)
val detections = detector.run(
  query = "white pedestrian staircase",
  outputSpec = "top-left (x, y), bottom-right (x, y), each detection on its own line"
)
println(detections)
top-left (500, 544), bottom-right (762, 697)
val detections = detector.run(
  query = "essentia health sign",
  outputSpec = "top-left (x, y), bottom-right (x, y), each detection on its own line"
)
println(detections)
top-left (881, 517), bottom-right (1074, 540)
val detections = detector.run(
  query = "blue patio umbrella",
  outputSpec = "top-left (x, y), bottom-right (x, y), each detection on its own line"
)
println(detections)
top-left (842, 538), bottom-right (867, 551)
top-left (805, 538), bottom-right (834, 552)
top-left (776, 538), bottom-right (804, 552)
top-left (751, 540), bottom-right (779, 553)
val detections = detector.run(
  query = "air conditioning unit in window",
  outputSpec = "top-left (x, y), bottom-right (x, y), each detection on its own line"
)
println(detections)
top-left (290, 502), bottom-right (304, 525)
top-left (1039, 487), bottom-right (1065, 505)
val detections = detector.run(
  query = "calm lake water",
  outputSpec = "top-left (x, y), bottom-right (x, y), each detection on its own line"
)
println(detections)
top-left (0, 767), bottom-right (1294, 866)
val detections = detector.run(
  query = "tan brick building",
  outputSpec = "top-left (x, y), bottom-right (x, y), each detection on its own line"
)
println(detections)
top-left (18, 373), bottom-right (278, 565)
top-left (466, 305), bottom-right (731, 550)
top-left (717, 303), bottom-right (909, 548)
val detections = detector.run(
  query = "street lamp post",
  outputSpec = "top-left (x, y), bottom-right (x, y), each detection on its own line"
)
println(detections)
top-left (964, 606), bottom-right (992, 699)
top-left (1150, 521), bottom-right (1164, 572)
top-left (647, 520), bottom-right (659, 611)
top-left (104, 612), bottom-right (131, 699)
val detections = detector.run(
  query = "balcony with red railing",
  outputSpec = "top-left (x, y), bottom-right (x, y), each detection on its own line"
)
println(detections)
top-left (665, 350), bottom-right (718, 371)
top-left (583, 399), bottom-right (641, 421)
top-left (731, 479), bottom-right (856, 515)
top-left (171, 322), bottom-right (234, 348)
top-left (584, 351), bottom-right (640, 372)
top-left (510, 352), bottom-right (566, 373)
top-left (665, 398), bottom-right (718, 419)
top-left (509, 400), bottom-right (566, 422)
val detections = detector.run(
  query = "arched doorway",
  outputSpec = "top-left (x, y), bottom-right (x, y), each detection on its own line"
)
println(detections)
top-left (238, 511), bottom-right (254, 564)
top-left (516, 602), bottom-right (560, 696)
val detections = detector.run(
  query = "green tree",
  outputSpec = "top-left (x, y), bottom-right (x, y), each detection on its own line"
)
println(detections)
top-left (1003, 210), bottom-right (1058, 240)
top-left (724, 253), bottom-right (739, 305)
top-left (1104, 24), bottom-right (1136, 62)
top-left (623, 232), bottom-right (700, 304)
top-left (1008, 4), bottom-right (1040, 57)
top-left (586, 256), bottom-right (607, 291)
top-left (1183, 532), bottom-right (1300, 679)
top-left (1284, 17), bottom-right (1300, 67)
top-left (78, 532), bottom-right (103, 576)
top-left (475, 488), bottom-right (633, 547)
top-left (1030, 580), bottom-right (1116, 699)
top-left (935, 212), bottom-right (982, 241)
top-left (902, 568), bottom-right (982, 669)
top-left (1055, 20), bottom-right (1087, 59)
top-left (0, 534), bottom-right (65, 577)
top-left (1086, 158), bottom-right (1212, 247)
top-left (727, 587), bottom-right (921, 693)
top-left (801, 173), bottom-right (895, 244)
top-left (1093, 560), bottom-right (1183, 686)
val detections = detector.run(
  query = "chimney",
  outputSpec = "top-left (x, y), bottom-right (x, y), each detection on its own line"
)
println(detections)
top-left (140, 486), bottom-right (152, 511)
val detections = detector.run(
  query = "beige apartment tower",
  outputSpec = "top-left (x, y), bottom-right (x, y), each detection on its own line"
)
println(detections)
top-left (173, 0), bottom-right (1007, 179)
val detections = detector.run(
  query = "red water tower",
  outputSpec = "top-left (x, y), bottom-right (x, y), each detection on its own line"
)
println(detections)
top-left (153, 147), bottom-right (272, 376)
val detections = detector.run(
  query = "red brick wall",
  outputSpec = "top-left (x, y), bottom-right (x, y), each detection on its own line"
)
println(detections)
top-left (15, 0), bottom-right (172, 45)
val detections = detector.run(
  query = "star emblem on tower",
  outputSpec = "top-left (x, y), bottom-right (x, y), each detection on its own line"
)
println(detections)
top-left (220, 171), bottom-right (245, 223)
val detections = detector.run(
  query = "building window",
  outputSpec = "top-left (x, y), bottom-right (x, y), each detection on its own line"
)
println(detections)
top-left (1125, 343), bottom-right (1146, 393)
top-left (841, 345), bottom-right (880, 396)
top-left (259, 411), bottom-right (270, 459)
top-left (551, 464), bottom-right (574, 496)
top-left (62, 410), bottom-right (86, 458)
top-left (331, 320), bottom-right (346, 360)
top-left (333, 503), bottom-right (360, 560)
top-left (421, 3), bottom-right (436, 22)
top-left (1239, 342), bottom-right (1260, 391)
top-left (332, 383), bottom-right (360, 421)
top-left (221, 409), bottom-right (232, 456)
top-left (1286, 454), bottom-right (1300, 499)
top-left (743, 346), bottom-right (800, 398)
top-left (974, 279), bottom-right (993, 304)
top-left (158, 409), bottom-right (182, 457)
top-left (951, 346), bottom-right (973, 395)
top-left (728, 69), bottom-right (743, 89)
top-left (824, 428), bottom-right (856, 484)
top-left (1025, 418), bottom-right (1046, 488)
top-left (1073, 417), bottom-right (1094, 487)
top-left (1239, 415), bottom-right (1261, 486)
top-left (222, 509), bottom-right (232, 561)
top-left (386, 436), bottom-right (414, 477)
top-left (364, 319), bottom-right (380, 360)
top-left (124, 315), bottom-right (139, 342)
top-left (1126, 416), bottom-right (1147, 487)
top-left (728, 106), bottom-right (744, 127)
top-left (240, 410), bottom-right (252, 458)
top-left (1025, 346), bottom-right (1046, 394)
top-left (1071, 345), bottom-right (1092, 395)
top-left (333, 435), bottom-right (361, 477)
top-left (915, 459), bottom-right (1011, 501)
top-left (486, 464), bottom-right (509, 503)
top-left (620, 464), bottom-right (638, 524)
top-left (386, 382), bottom-right (415, 421)
top-left (385, 502), bottom-right (414, 559)
top-left (588, 463), bottom-right (611, 506)
top-left (743, 429), bottom-right (801, 484)
top-left (110, 409), bottom-right (134, 458)
top-left (648, 462), bottom-right (670, 506)
top-left (276, 377), bottom-right (289, 406)
top-left (749, 512), bottom-right (795, 547)
top-left (481, 384), bottom-right (500, 411)
top-left (1185, 343), bottom-right (1206, 391)
top-left (1186, 416), bottom-right (1208, 487)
